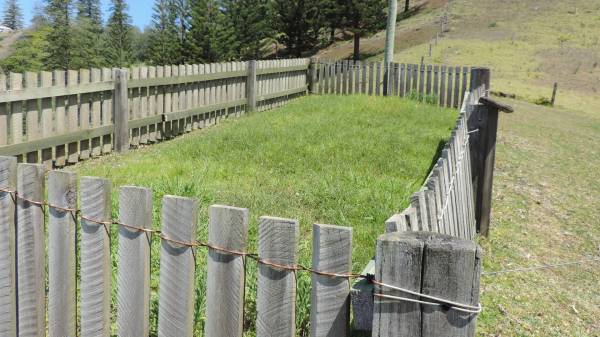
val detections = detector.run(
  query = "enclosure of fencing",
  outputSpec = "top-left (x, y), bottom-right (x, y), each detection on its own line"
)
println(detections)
top-left (311, 59), bottom-right (472, 108)
top-left (0, 58), bottom-right (504, 336)
top-left (0, 59), bottom-right (309, 168)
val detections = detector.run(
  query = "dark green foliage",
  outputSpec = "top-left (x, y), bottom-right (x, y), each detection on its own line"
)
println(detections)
top-left (105, 0), bottom-right (133, 67)
top-left (0, 26), bottom-right (51, 73)
top-left (71, 0), bottom-right (106, 68)
top-left (343, 0), bottom-right (387, 60)
top-left (322, 0), bottom-right (345, 44)
top-left (272, 0), bottom-right (324, 57)
top-left (147, 0), bottom-right (183, 65)
top-left (2, 0), bottom-right (23, 29)
top-left (45, 0), bottom-right (72, 70)
top-left (187, 0), bottom-right (234, 63)
top-left (223, 0), bottom-right (274, 60)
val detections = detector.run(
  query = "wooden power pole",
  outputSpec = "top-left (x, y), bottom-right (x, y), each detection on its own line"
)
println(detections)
top-left (383, 0), bottom-right (398, 95)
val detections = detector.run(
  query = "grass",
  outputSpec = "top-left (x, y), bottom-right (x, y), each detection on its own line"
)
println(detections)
top-left (70, 94), bottom-right (457, 336)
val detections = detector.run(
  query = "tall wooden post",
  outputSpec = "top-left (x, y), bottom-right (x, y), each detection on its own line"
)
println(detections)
top-left (383, 0), bottom-right (398, 96)
top-left (551, 82), bottom-right (558, 106)
top-left (247, 60), bottom-right (257, 112)
top-left (308, 57), bottom-right (318, 94)
top-left (113, 69), bottom-right (129, 153)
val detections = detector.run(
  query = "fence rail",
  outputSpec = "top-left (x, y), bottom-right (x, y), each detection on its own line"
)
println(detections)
top-left (311, 60), bottom-right (471, 108)
top-left (0, 59), bottom-right (310, 167)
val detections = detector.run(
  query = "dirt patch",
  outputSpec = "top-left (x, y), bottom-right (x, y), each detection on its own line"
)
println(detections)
top-left (535, 47), bottom-right (600, 94)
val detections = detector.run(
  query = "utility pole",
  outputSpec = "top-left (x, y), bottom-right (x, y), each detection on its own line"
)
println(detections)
top-left (384, 0), bottom-right (398, 95)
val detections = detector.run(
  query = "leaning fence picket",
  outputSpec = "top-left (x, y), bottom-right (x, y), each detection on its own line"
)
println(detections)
top-left (310, 224), bottom-right (352, 337)
top-left (256, 216), bottom-right (299, 337)
top-left (17, 163), bottom-right (45, 337)
top-left (48, 170), bottom-right (77, 337)
top-left (80, 176), bottom-right (112, 337)
top-left (205, 205), bottom-right (249, 337)
top-left (0, 156), bottom-right (16, 336)
top-left (40, 72), bottom-right (54, 168)
top-left (157, 196), bottom-right (198, 337)
top-left (117, 186), bottom-right (152, 337)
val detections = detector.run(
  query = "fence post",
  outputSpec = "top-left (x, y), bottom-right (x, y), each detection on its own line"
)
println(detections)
top-left (469, 67), bottom-right (490, 101)
top-left (247, 60), bottom-right (257, 112)
top-left (0, 156), bottom-right (16, 337)
top-left (551, 82), bottom-right (558, 106)
top-left (469, 97), bottom-right (513, 236)
top-left (372, 232), bottom-right (482, 337)
top-left (113, 69), bottom-right (129, 153)
top-left (308, 57), bottom-right (318, 94)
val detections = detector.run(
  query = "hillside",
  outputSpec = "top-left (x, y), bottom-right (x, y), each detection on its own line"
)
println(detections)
top-left (319, 0), bottom-right (600, 336)
top-left (0, 30), bottom-right (23, 59)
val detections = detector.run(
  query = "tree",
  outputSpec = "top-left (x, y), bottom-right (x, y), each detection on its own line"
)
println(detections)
top-left (0, 26), bottom-right (51, 73)
top-left (2, 0), bottom-right (23, 30)
top-left (223, 0), bottom-right (274, 60)
top-left (187, 0), bottom-right (234, 62)
top-left (173, 0), bottom-right (192, 62)
top-left (45, 0), bottom-right (72, 70)
top-left (147, 0), bottom-right (181, 65)
top-left (105, 0), bottom-right (133, 67)
top-left (322, 0), bottom-right (345, 44)
top-left (272, 0), bottom-right (323, 57)
top-left (71, 0), bottom-right (105, 68)
top-left (404, 0), bottom-right (409, 13)
top-left (343, 0), bottom-right (387, 61)
top-left (31, 1), bottom-right (49, 28)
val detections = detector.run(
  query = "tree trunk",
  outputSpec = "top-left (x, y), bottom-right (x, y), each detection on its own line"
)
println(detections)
top-left (330, 27), bottom-right (336, 44)
top-left (405, 0), bottom-right (410, 12)
top-left (353, 32), bottom-right (360, 61)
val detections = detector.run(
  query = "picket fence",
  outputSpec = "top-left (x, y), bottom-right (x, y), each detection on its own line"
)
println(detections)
top-left (0, 59), bottom-right (309, 167)
top-left (310, 59), bottom-right (471, 108)
top-left (0, 59), bottom-right (506, 337)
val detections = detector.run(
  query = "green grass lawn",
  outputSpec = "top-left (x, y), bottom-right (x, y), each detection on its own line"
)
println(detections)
top-left (70, 94), bottom-right (457, 336)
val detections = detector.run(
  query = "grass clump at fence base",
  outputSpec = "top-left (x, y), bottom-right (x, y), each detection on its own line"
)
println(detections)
top-left (72, 94), bottom-right (457, 336)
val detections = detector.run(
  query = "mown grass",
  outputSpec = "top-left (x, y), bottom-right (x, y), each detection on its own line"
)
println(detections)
top-left (70, 95), bottom-right (457, 336)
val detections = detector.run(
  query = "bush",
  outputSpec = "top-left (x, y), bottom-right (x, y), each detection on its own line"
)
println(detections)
top-left (533, 96), bottom-right (553, 106)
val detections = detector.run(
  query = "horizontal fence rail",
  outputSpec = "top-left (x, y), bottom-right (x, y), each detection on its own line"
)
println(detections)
top-left (0, 59), bottom-right (309, 167)
top-left (311, 59), bottom-right (471, 108)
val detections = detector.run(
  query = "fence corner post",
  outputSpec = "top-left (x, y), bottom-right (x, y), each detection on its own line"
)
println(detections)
top-left (113, 69), bottom-right (129, 153)
top-left (247, 60), bottom-right (257, 112)
top-left (469, 67), bottom-right (490, 100)
top-left (372, 232), bottom-right (482, 337)
top-left (308, 57), bottom-right (318, 94)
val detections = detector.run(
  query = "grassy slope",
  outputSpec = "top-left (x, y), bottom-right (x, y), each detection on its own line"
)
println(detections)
top-left (318, 0), bottom-right (600, 335)
top-left (70, 95), bottom-right (457, 335)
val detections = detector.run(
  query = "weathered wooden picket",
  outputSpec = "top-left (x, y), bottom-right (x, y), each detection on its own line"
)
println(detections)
top-left (310, 59), bottom-right (471, 108)
top-left (0, 59), bottom-right (309, 167)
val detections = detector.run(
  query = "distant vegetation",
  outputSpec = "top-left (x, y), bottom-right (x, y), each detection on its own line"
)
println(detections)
top-left (0, 0), bottom-right (393, 73)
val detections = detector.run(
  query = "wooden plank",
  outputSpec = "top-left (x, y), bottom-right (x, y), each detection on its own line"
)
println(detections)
top-left (191, 64), bottom-right (200, 127)
top-left (405, 64), bottom-right (412, 95)
top-left (454, 66), bottom-right (461, 108)
top-left (0, 156), bottom-right (16, 337)
top-left (385, 213), bottom-right (407, 233)
top-left (116, 186), bottom-right (152, 337)
top-left (372, 232), bottom-right (423, 337)
top-left (114, 69), bottom-right (129, 152)
top-left (204, 205), bottom-right (249, 337)
top-left (310, 224), bottom-right (352, 337)
top-left (247, 61), bottom-right (257, 112)
top-left (67, 70), bottom-right (79, 164)
top-left (433, 66), bottom-right (440, 103)
top-left (0, 74), bottom-right (7, 146)
top-left (367, 62), bottom-right (374, 95)
top-left (461, 67), bottom-right (469, 108)
top-left (421, 235), bottom-right (480, 336)
top-left (418, 64), bottom-right (425, 98)
top-left (22, 76), bottom-right (38, 149)
top-left (335, 62), bottom-right (342, 94)
top-left (139, 66), bottom-right (150, 143)
top-left (446, 66), bottom-right (454, 108)
top-left (361, 62), bottom-right (367, 94)
top-left (347, 60), bottom-right (354, 94)
top-left (79, 69), bottom-right (91, 160)
top-left (127, 70), bottom-right (247, 89)
top-left (354, 61), bottom-right (361, 93)
top-left (426, 65), bottom-right (433, 96)
top-left (375, 62), bottom-right (382, 95)
top-left (40, 72), bottom-right (54, 168)
top-left (439, 65), bottom-right (446, 107)
top-left (53, 71), bottom-right (67, 166)
top-left (256, 216), bottom-right (299, 337)
top-left (155, 66), bottom-right (165, 140)
top-left (16, 163), bottom-right (45, 337)
top-left (80, 176), bottom-right (112, 337)
top-left (0, 81), bottom-right (113, 103)
top-left (157, 196), bottom-right (198, 337)
top-left (341, 60), bottom-right (348, 94)
top-left (9, 73), bottom-right (23, 148)
top-left (399, 63), bottom-right (406, 97)
top-left (101, 68), bottom-right (113, 153)
top-left (48, 170), bottom-right (77, 337)
top-left (130, 67), bottom-right (140, 146)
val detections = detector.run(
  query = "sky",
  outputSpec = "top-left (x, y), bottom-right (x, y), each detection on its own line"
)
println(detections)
top-left (19, 0), bottom-right (153, 30)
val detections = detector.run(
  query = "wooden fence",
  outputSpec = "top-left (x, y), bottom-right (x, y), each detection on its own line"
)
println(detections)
top-left (310, 59), bottom-right (471, 108)
top-left (0, 59), bottom-right (309, 167)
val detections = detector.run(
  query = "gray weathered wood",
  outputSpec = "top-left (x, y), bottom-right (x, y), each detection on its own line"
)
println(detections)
top-left (247, 61), bottom-right (257, 112)
top-left (421, 234), bottom-right (480, 337)
top-left (310, 224), bottom-right (352, 337)
top-left (67, 70), bottom-right (80, 164)
top-left (113, 69), bottom-right (129, 152)
top-left (157, 196), bottom-right (198, 337)
top-left (16, 163), bottom-right (45, 337)
top-left (117, 186), bottom-right (152, 337)
top-left (439, 66), bottom-right (446, 106)
top-left (204, 205), bottom-right (249, 337)
top-left (385, 213), bottom-right (407, 233)
top-left (40, 72), bottom-right (54, 168)
top-left (48, 170), bottom-right (77, 337)
top-left (0, 156), bottom-right (16, 337)
top-left (256, 216), bottom-right (299, 337)
top-left (80, 176), bottom-right (112, 337)
top-left (372, 232), bottom-right (424, 337)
